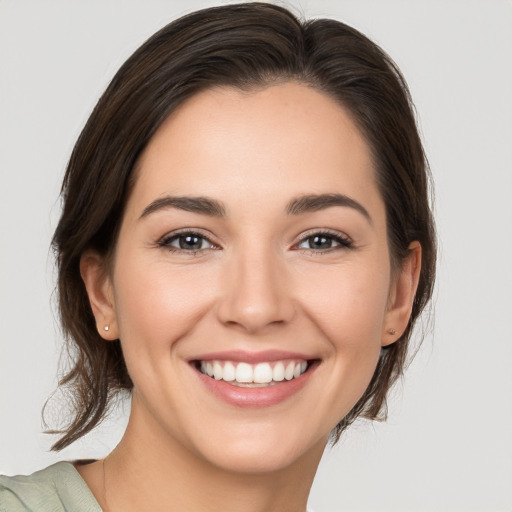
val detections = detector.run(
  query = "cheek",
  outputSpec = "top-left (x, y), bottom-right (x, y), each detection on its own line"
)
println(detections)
top-left (298, 261), bottom-right (391, 350)
top-left (298, 261), bottom-right (390, 418)
top-left (112, 256), bottom-right (216, 359)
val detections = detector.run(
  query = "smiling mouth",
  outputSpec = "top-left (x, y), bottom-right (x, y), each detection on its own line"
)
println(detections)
top-left (194, 359), bottom-right (310, 387)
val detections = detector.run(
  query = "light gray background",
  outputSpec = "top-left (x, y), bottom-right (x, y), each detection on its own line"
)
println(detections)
top-left (1, 1), bottom-right (511, 510)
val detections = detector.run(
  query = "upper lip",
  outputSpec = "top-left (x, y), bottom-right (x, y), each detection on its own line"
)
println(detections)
top-left (189, 349), bottom-right (316, 364)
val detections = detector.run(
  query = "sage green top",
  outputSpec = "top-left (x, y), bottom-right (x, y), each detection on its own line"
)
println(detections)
top-left (0, 462), bottom-right (102, 512)
top-left (1, 462), bottom-right (317, 512)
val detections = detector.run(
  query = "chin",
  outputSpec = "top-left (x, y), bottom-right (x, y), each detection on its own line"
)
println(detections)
top-left (172, 409), bottom-right (332, 476)
top-left (196, 429), bottom-right (326, 475)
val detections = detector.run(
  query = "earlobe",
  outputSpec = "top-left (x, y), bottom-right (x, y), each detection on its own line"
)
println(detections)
top-left (382, 241), bottom-right (422, 346)
top-left (80, 250), bottom-right (118, 340)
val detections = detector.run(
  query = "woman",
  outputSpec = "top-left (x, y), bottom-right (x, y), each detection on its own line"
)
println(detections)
top-left (0, 3), bottom-right (435, 511)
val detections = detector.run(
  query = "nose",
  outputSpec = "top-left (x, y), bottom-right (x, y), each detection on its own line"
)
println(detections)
top-left (216, 244), bottom-right (295, 334)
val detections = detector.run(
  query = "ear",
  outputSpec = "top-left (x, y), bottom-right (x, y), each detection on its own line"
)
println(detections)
top-left (80, 250), bottom-right (119, 340)
top-left (382, 241), bottom-right (422, 346)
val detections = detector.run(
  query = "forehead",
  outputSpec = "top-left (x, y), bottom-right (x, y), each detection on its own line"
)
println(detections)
top-left (129, 82), bottom-right (384, 222)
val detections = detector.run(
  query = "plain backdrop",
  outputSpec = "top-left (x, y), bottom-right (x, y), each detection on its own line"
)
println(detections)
top-left (1, 1), bottom-right (511, 511)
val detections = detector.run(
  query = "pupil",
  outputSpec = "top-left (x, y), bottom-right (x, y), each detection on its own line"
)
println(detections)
top-left (311, 235), bottom-right (331, 249)
top-left (180, 235), bottom-right (201, 250)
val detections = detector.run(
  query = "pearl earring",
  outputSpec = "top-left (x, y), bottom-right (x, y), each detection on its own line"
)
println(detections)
top-left (104, 325), bottom-right (110, 332)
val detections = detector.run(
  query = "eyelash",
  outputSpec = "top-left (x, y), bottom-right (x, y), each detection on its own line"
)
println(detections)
top-left (157, 229), bottom-right (353, 255)
top-left (294, 229), bottom-right (353, 253)
top-left (158, 230), bottom-right (218, 255)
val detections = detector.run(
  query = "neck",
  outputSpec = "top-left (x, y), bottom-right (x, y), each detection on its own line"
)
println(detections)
top-left (98, 395), bottom-right (325, 512)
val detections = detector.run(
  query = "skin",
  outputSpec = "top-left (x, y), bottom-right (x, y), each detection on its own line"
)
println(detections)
top-left (79, 82), bottom-right (421, 512)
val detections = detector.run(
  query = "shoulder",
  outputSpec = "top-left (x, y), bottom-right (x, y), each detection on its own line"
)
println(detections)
top-left (0, 462), bottom-right (102, 512)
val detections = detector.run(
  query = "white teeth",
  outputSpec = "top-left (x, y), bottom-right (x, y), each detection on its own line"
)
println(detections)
top-left (253, 363), bottom-right (272, 384)
top-left (213, 361), bottom-right (223, 380)
top-left (235, 362), bottom-right (253, 383)
top-left (273, 362), bottom-right (285, 382)
top-left (223, 361), bottom-right (236, 382)
top-left (284, 361), bottom-right (295, 380)
top-left (198, 359), bottom-right (309, 385)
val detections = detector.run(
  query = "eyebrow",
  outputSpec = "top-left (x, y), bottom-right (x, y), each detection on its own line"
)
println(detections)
top-left (286, 193), bottom-right (372, 223)
top-left (139, 193), bottom-right (371, 223)
top-left (140, 196), bottom-right (226, 219)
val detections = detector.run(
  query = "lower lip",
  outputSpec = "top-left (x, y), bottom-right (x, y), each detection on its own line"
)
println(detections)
top-left (193, 363), bottom-right (317, 408)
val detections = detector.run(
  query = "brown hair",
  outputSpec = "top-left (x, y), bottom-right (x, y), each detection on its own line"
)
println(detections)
top-left (49, 2), bottom-right (436, 450)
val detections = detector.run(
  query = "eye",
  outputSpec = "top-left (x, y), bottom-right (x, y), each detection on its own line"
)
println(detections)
top-left (296, 231), bottom-right (352, 251)
top-left (159, 231), bottom-right (217, 253)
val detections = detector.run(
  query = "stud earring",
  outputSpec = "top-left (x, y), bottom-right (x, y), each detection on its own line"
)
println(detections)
top-left (388, 328), bottom-right (396, 335)
top-left (104, 325), bottom-right (110, 332)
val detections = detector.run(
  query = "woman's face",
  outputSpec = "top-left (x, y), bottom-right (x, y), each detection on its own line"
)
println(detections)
top-left (92, 83), bottom-right (407, 473)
